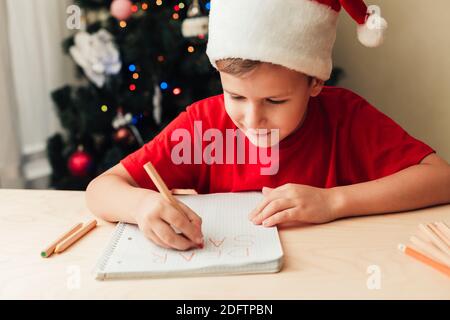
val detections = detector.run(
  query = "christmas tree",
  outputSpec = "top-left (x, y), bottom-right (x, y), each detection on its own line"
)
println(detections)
top-left (48, 0), bottom-right (222, 190)
top-left (48, 0), bottom-right (343, 190)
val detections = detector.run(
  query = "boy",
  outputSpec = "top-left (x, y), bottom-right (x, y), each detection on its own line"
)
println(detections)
top-left (86, 0), bottom-right (450, 251)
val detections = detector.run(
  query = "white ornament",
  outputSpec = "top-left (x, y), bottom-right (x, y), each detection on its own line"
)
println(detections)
top-left (69, 29), bottom-right (122, 87)
top-left (181, 0), bottom-right (209, 38)
top-left (182, 16), bottom-right (209, 38)
top-left (112, 111), bottom-right (133, 129)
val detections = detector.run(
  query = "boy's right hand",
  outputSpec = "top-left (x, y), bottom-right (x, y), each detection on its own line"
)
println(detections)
top-left (133, 191), bottom-right (203, 251)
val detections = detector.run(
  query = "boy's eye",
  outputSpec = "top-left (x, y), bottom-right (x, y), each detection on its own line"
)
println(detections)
top-left (228, 95), bottom-right (288, 104)
top-left (266, 99), bottom-right (288, 105)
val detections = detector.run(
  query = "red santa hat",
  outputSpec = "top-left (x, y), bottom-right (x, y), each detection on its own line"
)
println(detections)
top-left (206, 0), bottom-right (387, 81)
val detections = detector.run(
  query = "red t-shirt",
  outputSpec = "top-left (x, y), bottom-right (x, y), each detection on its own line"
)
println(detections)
top-left (121, 86), bottom-right (434, 193)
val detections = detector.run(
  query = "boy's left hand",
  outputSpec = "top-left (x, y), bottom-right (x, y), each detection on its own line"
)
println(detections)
top-left (249, 184), bottom-right (338, 227)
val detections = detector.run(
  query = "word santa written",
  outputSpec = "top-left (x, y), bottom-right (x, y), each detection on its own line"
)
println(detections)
top-left (150, 234), bottom-right (256, 264)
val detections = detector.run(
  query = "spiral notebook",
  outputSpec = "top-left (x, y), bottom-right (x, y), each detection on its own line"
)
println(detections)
top-left (94, 192), bottom-right (284, 280)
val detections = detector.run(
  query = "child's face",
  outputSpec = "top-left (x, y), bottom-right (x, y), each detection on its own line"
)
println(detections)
top-left (220, 63), bottom-right (323, 147)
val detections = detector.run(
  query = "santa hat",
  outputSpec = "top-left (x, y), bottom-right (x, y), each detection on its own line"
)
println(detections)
top-left (206, 0), bottom-right (387, 81)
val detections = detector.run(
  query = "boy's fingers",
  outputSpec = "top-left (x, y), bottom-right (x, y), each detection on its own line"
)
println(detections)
top-left (178, 201), bottom-right (203, 228)
top-left (252, 198), bottom-right (293, 225)
top-left (152, 220), bottom-right (198, 251)
top-left (162, 205), bottom-right (203, 245)
top-left (262, 186), bottom-right (273, 195)
top-left (143, 228), bottom-right (171, 249)
top-left (262, 209), bottom-right (295, 227)
top-left (249, 186), bottom-right (282, 220)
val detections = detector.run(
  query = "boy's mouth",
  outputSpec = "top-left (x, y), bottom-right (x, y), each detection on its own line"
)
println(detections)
top-left (243, 128), bottom-right (280, 148)
top-left (248, 130), bottom-right (270, 137)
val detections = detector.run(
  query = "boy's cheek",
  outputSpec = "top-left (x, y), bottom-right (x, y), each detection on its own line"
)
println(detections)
top-left (224, 104), bottom-right (243, 126)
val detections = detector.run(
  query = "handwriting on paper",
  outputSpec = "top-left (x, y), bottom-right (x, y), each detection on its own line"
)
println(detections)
top-left (149, 234), bottom-right (256, 264)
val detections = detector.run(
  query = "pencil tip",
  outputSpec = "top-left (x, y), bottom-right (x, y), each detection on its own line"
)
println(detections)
top-left (41, 251), bottom-right (46, 258)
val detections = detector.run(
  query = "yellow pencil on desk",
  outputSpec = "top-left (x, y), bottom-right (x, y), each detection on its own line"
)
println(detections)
top-left (40, 222), bottom-right (83, 258)
top-left (55, 219), bottom-right (97, 253)
top-left (41, 219), bottom-right (97, 258)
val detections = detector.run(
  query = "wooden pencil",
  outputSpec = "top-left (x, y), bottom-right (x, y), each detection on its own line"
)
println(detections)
top-left (410, 235), bottom-right (450, 267)
top-left (398, 243), bottom-right (450, 277)
top-left (54, 219), bottom-right (97, 253)
top-left (40, 223), bottom-right (83, 258)
top-left (143, 162), bottom-right (203, 247)
top-left (143, 162), bottom-right (188, 217)
top-left (428, 223), bottom-right (450, 247)
top-left (434, 222), bottom-right (450, 244)
top-left (418, 224), bottom-right (450, 257)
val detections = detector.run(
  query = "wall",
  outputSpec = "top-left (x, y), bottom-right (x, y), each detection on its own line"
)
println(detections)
top-left (333, 0), bottom-right (450, 162)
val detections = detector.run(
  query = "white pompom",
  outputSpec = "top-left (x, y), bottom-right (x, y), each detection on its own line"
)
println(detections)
top-left (357, 15), bottom-right (388, 48)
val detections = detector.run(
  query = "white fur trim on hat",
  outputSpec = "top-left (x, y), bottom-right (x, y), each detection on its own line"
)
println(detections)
top-left (206, 0), bottom-right (339, 81)
top-left (357, 14), bottom-right (388, 47)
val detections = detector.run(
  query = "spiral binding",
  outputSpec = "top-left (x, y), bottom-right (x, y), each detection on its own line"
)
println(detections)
top-left (95, 222), bottom-right (127, 275)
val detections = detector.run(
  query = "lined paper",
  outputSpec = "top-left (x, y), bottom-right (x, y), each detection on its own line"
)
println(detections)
top-left (95, 192), bottom-right (283, 279)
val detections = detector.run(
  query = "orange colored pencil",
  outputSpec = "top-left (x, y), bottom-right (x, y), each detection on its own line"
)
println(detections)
top-left (41, 223), bottom-right (83, 258)
top-left (55, 219), bottom-right (97, 253)
top-left (143, 162), bottom-right (188, 216)
top-left (398, 243), bottom-right (450, 277)
top-left (143, 162), bottom-right (203, 247)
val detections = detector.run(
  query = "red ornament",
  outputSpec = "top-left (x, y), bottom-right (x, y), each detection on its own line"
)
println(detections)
top-left (68, 149), bottom-right (93, 177)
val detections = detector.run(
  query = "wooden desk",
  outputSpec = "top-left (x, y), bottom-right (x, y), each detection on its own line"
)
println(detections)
top-left (0, 189), bottom-right (449, 299)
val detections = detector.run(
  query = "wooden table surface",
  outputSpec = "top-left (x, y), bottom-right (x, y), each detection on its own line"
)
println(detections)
top-left (0, 189), bottom-right (449, 299)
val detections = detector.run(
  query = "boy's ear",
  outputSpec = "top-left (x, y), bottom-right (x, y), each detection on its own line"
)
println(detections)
top-left (310, 78), bottom-right (324, 97)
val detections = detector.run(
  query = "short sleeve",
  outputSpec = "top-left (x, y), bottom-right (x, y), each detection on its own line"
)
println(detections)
top-left (341, 95), bottom-right (435, 184)
top-left (120, 106), bottom-right (199, 190)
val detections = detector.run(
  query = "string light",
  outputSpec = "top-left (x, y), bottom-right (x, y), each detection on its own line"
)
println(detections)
top-left (174, 5), bottom-right (180, 11)
top-left (128, 64), bottom-right (136, 72)
top-left (178, 2), bottom-right (185, 9)
top-left (119, 20), bottom-right (127, 28)
top-left (187, 46), bottom-right (195, 53)
top-left (173, 88), bottom-right (181, 95)
top-left (156, 0), bottom-right (163, 6)
top-left (101, 105), bottom-right (108, 112)
top-left (205, 2), bottom-right (211, 10)
top-left (141, 3), bottom-right (149, 10)
top-left (132, 73), bottom-right (139, 79)
top-left (198, 34), bottom-right (205, 39)
top-left (129, 84), bottom-right (136, 91)
top-left (131, 5), bottom-right (138, 12)
top-left (157, 55), bottom-right (165, 62)
top-left (172, 13), bottom-right (179, 20)
top-left (160, 82), bottom-right (168, 90)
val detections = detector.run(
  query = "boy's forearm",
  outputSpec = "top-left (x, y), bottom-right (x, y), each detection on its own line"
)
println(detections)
top-left (330, 163), bottom-right (450, 220)
top-left (86, 174), bottom-right (156, 223)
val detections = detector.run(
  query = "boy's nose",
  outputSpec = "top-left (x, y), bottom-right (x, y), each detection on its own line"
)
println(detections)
top-left (244, 103), bottom-right (266, 129)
